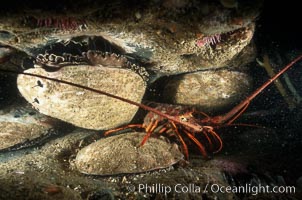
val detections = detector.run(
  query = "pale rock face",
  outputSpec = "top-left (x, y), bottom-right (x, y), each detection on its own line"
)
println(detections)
top-left (17, 65), bottom-right (146, 130)
top-left (163, 70), bottom-right (252, 112)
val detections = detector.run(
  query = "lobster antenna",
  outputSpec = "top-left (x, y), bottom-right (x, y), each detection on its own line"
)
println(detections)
top-left (217, 54), bottom-right (302, 124)
top-left (0, 69), bottom-right (202, 131)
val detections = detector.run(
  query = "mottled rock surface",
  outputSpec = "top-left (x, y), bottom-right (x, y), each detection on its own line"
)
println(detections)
top-left (0, 130), bottom-right (106, 200)
top-left (17, 65), bottom-right (146, 130)
top-left (75, 132), bottom-right (184, 175)
top-left (0, 104), bottom-right (64, 150)
top-left (0, 0), bottom-right (261, 77)
top-left (0, 1), bottom-right (301, 200)
top-left (0, 129), bottom-right (235, 200)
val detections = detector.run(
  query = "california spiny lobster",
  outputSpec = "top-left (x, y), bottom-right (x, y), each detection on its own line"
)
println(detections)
top-left (1, 54), bottom-right (302, 159)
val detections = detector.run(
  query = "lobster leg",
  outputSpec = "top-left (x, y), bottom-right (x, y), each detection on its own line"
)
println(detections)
top-left (201, 131), bottom-right (214, 149)
top-left (140, 120), bottom-right (159, 146)
top-left (104, 124), bottom-right (143, 136)
top-left (158, 126), bottom-right (168, 134)
top-left (183, 130), bottom-right (208, 158)
top-left (203, 126), bottom-right (223, 153)
top-left (171, 122), bottom-right (189, 159)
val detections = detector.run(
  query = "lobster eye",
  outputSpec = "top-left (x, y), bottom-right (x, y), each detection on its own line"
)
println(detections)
top-left (180, 116), bottom-right (188, 122)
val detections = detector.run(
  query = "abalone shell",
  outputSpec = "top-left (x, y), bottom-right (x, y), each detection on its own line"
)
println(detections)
top-left (17, 65), bottom-right (146, 130)
top-left (75, 132), bottom-right (184, 175)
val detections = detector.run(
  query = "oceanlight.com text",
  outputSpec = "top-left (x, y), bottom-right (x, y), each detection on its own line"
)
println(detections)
top-left (209, 184), bottom-right (295, 196)
top-left (133, 183), bottom-right (295, 196)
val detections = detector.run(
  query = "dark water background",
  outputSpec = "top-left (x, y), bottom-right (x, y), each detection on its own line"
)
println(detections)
top-left (227, 0), bottom-right (302, 189)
